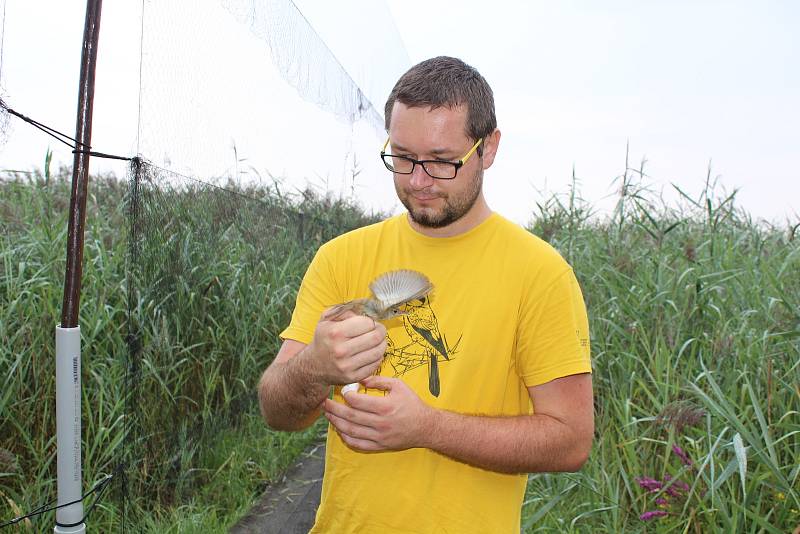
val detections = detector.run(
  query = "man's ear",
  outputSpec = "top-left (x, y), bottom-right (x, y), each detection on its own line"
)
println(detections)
top-left (481, 128), bottom-right (501, 170)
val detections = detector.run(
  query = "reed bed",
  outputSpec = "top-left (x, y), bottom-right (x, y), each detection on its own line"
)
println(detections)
top-left (1, 162), bottom-right (797, 532)
top-left (0, 162), bottom-right (375, 531)
top-left (523, 173), bottom-right (799, 532)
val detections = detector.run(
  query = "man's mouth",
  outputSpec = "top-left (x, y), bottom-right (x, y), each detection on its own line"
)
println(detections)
top-left (409, 191), bottom-right (441, 201)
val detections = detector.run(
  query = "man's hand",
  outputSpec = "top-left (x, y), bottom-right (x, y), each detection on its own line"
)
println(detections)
top-left (258, 309), bottom-right (386, 431)
top-left (323, 375), bottom-right (433, 451)
top-left (306, 309), bottom-right (387, 386)
top-left (323, 373), bottom-right (593, 474)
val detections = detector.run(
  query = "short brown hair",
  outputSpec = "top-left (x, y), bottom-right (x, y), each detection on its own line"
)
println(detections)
top-left (384, 56), bottom-right (496, 147)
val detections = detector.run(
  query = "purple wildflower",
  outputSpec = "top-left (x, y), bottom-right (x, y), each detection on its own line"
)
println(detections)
top-left (673, 479), bottom-right (690, 492)
top-left (662, 475), bottom-right (690, 497)
top-left (671, 444), bottom-right (693, 467)
top-left (640, 510), bottom-right (669, 521)
top-left (635, 477), bottom-right (663, 493)
top-left (655, 497), bottom-right (669, 507)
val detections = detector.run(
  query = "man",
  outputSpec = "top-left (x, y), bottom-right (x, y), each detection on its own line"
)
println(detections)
top-left (259, 56), bottom-right (594, 533)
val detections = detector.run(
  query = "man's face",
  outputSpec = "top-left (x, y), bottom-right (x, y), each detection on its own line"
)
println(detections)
top-left (387, 102), bottom-right (485, 229)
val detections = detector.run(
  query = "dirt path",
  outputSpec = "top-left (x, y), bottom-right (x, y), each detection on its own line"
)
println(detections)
top-left (230, 442), bottom-right (325, 534)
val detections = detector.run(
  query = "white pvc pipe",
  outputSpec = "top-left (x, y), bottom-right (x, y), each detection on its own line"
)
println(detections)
top-left (54, 325), bottom-right (86, 534)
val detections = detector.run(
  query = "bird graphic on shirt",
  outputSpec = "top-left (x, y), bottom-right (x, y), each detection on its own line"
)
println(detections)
top-left (324, 270), bottom-right (433, 394)
top-left (402, 297), bottom-right (449, 397)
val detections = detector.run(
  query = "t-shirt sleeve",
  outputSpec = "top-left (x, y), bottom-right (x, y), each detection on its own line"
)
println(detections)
top-left (516, 268), bottom-right (592, 387)
top-left (279, 244), bottom-right (341, 345)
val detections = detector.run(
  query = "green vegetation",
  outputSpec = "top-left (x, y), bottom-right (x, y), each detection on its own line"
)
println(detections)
top-left (1, 160), bottom-right (798, 532)
top-left (1, 160), bottom-right (373, 531)
top-left (523, 172), bottom-right (799, 532)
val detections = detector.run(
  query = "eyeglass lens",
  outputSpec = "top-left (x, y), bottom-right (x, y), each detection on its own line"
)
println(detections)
top-left (384, 156), bottom-right (456, 179)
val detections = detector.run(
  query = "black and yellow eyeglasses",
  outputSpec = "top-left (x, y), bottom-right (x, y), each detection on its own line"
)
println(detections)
top-left (380, 137), bottom-right (483, 180)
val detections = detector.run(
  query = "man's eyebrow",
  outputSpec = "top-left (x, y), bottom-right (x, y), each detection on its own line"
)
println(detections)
top-left (391, 143), bottom-right (456, 157)
top-left (390, 142), bottom-right (411, 153)
top-left (428, 147), bottom-right (455, 157)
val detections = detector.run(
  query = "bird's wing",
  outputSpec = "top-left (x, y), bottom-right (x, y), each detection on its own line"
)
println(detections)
top-left (383, 287), bottom-right (432, 310)
top-left (370, 270), bottom-right (433, 309)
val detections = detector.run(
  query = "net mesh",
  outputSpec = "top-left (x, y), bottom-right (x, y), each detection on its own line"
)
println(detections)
top-left (0, 0), bottom-right (10, 153)
top-left (0, 98), bottom-right (10, 151)
top-left (120, 0), bottom-right (404, 526)
top-left (123, 158), bottom-right (377, 526)
top-left (133, 0), bottom-right (399, 192)
top-left (222, 0), bottom-right (383, 128)
top-left (0, 0), bottom-right (407, 528)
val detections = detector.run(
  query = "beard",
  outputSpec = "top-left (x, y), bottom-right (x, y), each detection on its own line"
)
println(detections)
top-left (396, 168), bottom-right (483, 229)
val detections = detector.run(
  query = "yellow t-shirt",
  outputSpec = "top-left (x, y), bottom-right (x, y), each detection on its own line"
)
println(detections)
top-left (280, 212), bottom-right (591, 534)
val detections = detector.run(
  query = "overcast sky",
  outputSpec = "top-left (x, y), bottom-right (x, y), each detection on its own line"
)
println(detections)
top-left (1, 1), bottom-right (798, 225)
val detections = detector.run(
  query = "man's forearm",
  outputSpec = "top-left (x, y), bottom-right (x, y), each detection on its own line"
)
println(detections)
top-left (420, 410), bottom-right (591, 474)
top-left (259, 348), bottom-right (330, 431)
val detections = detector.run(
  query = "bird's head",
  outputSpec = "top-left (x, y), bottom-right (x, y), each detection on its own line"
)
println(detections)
top-left (381, 306), bottom-right (408, 319)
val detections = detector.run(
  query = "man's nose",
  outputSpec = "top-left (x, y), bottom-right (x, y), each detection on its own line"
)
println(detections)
top-left (409, 163), bottom-right (434, 189)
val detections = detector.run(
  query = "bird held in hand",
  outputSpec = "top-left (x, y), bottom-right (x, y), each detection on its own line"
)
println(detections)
top-left (326, 270), bottom-right (432, 395)
top-left (323, 270), bottom-right (433, 321)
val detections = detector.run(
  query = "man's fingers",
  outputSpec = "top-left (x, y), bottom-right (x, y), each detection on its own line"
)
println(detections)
top-left (324, 397), bottom-right (381, 424)
top-left (325, 410), bottom-right (377, 438)
top-left (340, 327), bottom-right (386, 358)
top-left (332, 315), bottom-right (385, 339)
top-left (342, 389), bottom-right (389, 414)
top-left (361, 375), bottom-right (397, 391)
top-left (313, 311), bottom-right (387, 383)
top-left (335, 430), bottom-right (381, 452)
top-left (334, 332), bottom-right (386, 381)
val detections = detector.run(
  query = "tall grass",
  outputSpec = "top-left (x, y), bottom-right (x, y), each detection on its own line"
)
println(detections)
top-left (1, 160), bottom-right (797, 532)
top-left (1, 162), bottom-right (129, 531)
top-left (524, 170), bottom-right (799, 532)
top-left (124, 160), bottom-right (376, 529)
top-left (0, 161), bottom-right (375, 531)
